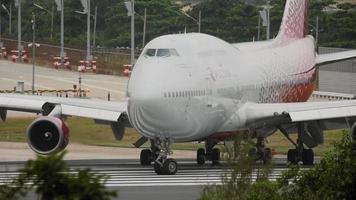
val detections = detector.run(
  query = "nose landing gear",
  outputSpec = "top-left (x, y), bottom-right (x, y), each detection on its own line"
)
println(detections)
top-left (152, 137), bottom-right (178, 175)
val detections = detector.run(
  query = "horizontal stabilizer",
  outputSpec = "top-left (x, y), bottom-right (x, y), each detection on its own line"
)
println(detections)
top-left (317, 50), bottom-right (356, 65)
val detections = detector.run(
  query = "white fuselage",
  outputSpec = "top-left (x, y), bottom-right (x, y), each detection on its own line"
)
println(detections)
top-left (127, 33), bottom-right (316, 142)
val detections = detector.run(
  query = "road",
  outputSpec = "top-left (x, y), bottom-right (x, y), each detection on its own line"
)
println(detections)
top-left (0, 60), bottom-right (128, 101)
top-left (0, 158), bottom-right (311, 200)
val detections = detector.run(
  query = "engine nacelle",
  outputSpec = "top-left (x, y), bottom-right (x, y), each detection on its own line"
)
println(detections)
top-left (300, 121), bottom-right (324, 148)
top-left (26, 117), bottom-right (69, 155)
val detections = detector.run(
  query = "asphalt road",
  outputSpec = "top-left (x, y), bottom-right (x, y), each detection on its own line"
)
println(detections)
top-left (0, 158), bottom-right (312, 200)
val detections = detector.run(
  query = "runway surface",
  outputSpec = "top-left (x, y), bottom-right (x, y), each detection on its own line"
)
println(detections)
top-left (0, 158), bottom-right (312, 200)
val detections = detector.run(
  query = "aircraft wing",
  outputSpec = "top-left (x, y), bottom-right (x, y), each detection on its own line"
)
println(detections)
top-left (0, 94), bottom-right (128, 123)
top-left (317, 50), bottom-right (356, 66)
top-left (241, 100), bottom-right (356, 137)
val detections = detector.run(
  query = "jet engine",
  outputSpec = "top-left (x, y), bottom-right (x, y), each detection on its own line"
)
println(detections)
top-left (300, 121), bottom-right (324, 148)
top-left (26, 117), bottom-right (69, 155)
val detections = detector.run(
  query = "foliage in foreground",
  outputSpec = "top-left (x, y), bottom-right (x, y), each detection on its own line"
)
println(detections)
top-left (199, 134), bottom-right (356, 200)
top-left (0, 152), bottom-right (118, 200)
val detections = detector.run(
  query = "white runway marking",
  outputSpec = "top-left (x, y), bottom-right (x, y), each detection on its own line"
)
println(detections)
top-left (0, 167), bottom-right (289, 187)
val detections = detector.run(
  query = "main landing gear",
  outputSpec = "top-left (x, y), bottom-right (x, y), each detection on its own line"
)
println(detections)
top-left (140, 137), bottom-right (178, 175)
top-left (249, 137), bottom-right (272, 164)
top-left (279, 125), bottom-right (314, 165)
top-left (140, 140), bottom-right (159, 166)
top-left (196, 139), bottom-right (220, 165)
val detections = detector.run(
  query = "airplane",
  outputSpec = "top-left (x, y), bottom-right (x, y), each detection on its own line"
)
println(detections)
top-left (1, 0), bottom-right (356, 175)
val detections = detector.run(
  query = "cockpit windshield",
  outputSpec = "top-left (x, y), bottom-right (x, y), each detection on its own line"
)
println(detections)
top-left (144, 48), bottom-right (179, 57)
top-left (145, 49), bottom-right (156, 57)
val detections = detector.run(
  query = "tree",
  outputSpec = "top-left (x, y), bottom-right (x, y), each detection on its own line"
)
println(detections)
top-left (0, 152), bottom-right (117, 200)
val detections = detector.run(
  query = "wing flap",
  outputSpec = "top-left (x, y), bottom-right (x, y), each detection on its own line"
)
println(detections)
top-left (317, 50), bottom-right (356, 65)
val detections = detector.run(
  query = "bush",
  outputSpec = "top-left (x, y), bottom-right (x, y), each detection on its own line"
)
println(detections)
top-left (199, 133), bottom-right (356, 200)
top-left (0, 152), bottom-right (118, 200)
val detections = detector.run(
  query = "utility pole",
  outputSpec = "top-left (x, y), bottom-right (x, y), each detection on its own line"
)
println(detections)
top-left (266, 0), bottom-right (270, 40)
top-left (0, 5), bottom-right (2, 45)
top-left (51, 5), bottom-right (54, 39)
top-left (131, 0), bottom-right (135, 66)
top-left (86, 0), bottom-right (91, 65)
top-left (142, 7), bottom-right (146, 48)
top-left (60, 0), bottom-right (65, 67)
top-left (257, 14), bottom-right (261, 41)
top-left (31, 13), bottom-right (36, 94)
top-left (93, 5), bottom-right (97, 48)
top-left (17, 0), bottom-right (22, 59)
top-left (9, 3), bottom-right (12, 34)
top-left (198, 10), bottom-right (201, 33)
top-left (315, 16), bottom-right (319, 52)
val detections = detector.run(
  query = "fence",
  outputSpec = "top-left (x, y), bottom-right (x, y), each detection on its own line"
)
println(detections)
top-left (0, 37), bottom-right (142, 75)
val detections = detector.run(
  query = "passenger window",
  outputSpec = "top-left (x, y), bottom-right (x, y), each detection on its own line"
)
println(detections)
top-left (145, 49), bottom-right (156, 57)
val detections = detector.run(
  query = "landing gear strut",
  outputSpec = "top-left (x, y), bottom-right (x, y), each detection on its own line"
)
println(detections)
top-left (196, 139), bottom-right (220, 165)
top-left (279, 124), bottom-right (314, 165)
top-left (140, 140), bottom-right (160, 166)
top-left (152, 137), bottom-right (178, 175)
top-left (249, 137), bottom-right (272, 164)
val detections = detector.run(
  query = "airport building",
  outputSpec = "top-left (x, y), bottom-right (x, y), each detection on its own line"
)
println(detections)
top-left (319, 47), bottom-right (356, 94)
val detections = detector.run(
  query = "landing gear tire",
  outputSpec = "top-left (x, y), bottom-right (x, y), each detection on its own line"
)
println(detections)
top-left (263, 148), bottom-right (272, 164)
top-left (154, 159), bottom-right (178, 175)
top-left (140, 149), bottom-right (153, 166)
top-left (163, 159), bottom-right (178, 175)
top-left (211, 148), bottom-right (220, 165)
top-left (197, 148), bottom-right (205, 165)
top-left (302, 149), bottom-right (314, 165)
top-left (154, 160), bottom-right (163, 175)
top-left (287, 149), bottom-right (297, 164)
top-left (249, 148), bottom-right (258, 159)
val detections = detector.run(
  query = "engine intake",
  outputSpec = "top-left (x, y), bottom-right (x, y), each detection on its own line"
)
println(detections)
top-left (26, 117), bottom-right (69, 155)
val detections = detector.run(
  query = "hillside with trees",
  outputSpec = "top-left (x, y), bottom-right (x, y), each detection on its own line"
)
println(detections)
top-left (0, 0), bottom-right (355, 49)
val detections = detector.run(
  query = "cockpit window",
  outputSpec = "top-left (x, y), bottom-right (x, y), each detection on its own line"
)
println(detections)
top-left (145, 48), bottom-right (179, 58)
top-left (157, 49), bottom-right (171, 57)
top-left (145, 49), bottom-right (156, 57)
top-left (169, 49), bottom-right (179, 56)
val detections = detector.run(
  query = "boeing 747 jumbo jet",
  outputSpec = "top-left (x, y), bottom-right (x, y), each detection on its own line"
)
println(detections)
top-left (1, 0), bottom-right (356, 175)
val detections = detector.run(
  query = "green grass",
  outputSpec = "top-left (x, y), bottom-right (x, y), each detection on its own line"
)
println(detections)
top-left (0, 117), bottom-right (348, 155)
